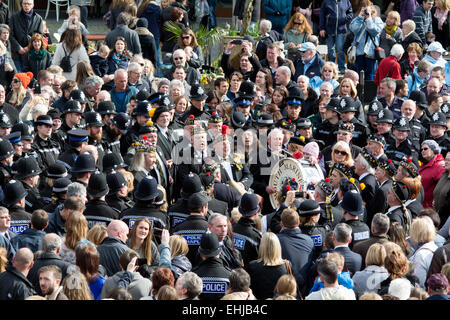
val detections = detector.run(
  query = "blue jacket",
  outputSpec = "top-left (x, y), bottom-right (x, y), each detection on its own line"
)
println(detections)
top-left (446, 61), bottom-right (450, 86)
top-left (349, 16), bottom-right (384, 58)
top-left (139, 2), bottom-right (162, 42)
top-left (309, 271), bottom-right (354, 293)
top-left (10, 228), bottom-right (46, 253)
top-left (319, 0), bottom-right (354, 35)
top-left (310, 77), bottom-right (340, 95)
top-left (262, 0), bottom-right (292, 29)
top-left (110, 86), bottom-right (138, 113)
top-left (406, 68), bottom-right (426, 94)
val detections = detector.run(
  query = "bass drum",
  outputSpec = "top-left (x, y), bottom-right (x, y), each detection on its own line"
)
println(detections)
top-left (268, 158), bottom-right (324, 209)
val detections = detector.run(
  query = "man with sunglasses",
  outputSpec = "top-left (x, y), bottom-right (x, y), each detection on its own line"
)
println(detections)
top-left (164, 49), bottom-right (201, 87)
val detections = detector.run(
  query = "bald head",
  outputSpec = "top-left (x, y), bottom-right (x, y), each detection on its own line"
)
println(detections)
top-left (107, 220), bottom-right (129, 242)
top-left (275, 66), bottom-right (291, 86)
top-left (13, 248), bottom-right (34, 274)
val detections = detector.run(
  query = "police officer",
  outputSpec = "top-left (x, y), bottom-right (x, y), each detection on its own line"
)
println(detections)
top-left (53, 100), bottom-right (84, 152)
top-left (0, 112), bottom-right (12, 138)
top-left (409, 90), bottom-right (430, 134)
top-left (192, 232), bottom-right (231, 300)
top-left (58, 128), bottom-right (89, 170)
top-left (102, 152), bottom-right (128, 175)
top-left (339, 96), bottom-right (369, 148)
top-left (0, 138), bottom-right (15, 187)
top-left (14, 157), bottom-right (45, 213)
top-left (83, 172), bottom-right (119, 228)
top-left (97, 100), bottom-right (117, 127)
top-left (106, 112), bottom-right (130, 155)
top-left (84, 111), bottom-right (106, 172)
top-left (42, 177), bottom-right (72, 214)
top-left (2, 179), bottom-right (31, 235)
top-left (402, 100), bottom-right (426, 154)
top-left (70, 89), bottom-right (88, 114)
top-left (120, 176), bottom-right (170, 242)
top-left (11, 122), bottom-right (34, 157)
top-left (365, 99), bottom-right (381, 133)
top-left (296, 117), bottom-right (324, 149)
top-left (283, 89), bottom-right (303, 125)
top-left (180, 84), bottom-right (211, 123)
top-left (70, 152), bottom-right (97, 187)
top-left (375, 108), bottom-right (395, 150)
top-left (105, 170), bottom-right (134, 214)
top-left (297, 199), bottom-right (327, 260)
top-left (339, 191), bottom-right (370, 249)
top-left (30, 115), bottom-right (60, 171)
top-left (385, 116), bottom-right (419, 163)
top-left (168, 172), bottom-right (205, 231)
top-left (172, 192), bottom-right (210, 263)
top-left (314, 97), bottom-right (340, 147)
top-left (4, 131), bottom-right (24, 161)
top-left (232, 193), bottom-right (262, 268)
top-left (428, 111), bottom-right (450, 158)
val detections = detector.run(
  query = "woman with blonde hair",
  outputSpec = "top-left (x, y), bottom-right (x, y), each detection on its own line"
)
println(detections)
top-left (62, 270), bottom-right (93, 300)
top-left (127, 217), bottom-right (160, 267)
top-left (75, 60), bottom-right (94, 90)
top-left (379, 11), bottom-right (403, 57)
top-left (0, 247), bottom-right (7, 273)
top-left (352, 243), bottom-right (390, 297)
top-left (330, 141), bottom-right (354, 168)
top-left (86, 224), bottom-right (108, 246)
top-left (273, 274), bottom-right (298, 299)
top-left (216, 101), bottom-right (233, 126)
top-left (168, 235), bottom-right (192, 279)
top-left (283, 12), bottom-right (312, 61)
top-left (246, 232), bottom-right (293, 299)
top-left (339, 78), bottom-right (358, 99)
top-left (310, 62), bottom-right (340, 96)
top-left (408, 216), bottom-right (438, 287)
top-left (6, 73), bottom-right (32, 110)
top-left (432, 0), bottom-right (450, 49)
top-left (60, 211), bottom-right (89, 264)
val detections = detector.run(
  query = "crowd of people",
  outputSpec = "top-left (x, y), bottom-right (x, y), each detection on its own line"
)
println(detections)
top-left (0, 0), bottom-right (449, 301)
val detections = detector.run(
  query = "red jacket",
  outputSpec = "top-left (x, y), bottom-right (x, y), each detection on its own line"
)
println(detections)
top-left (374, 55), bottom-right (402, 87)
top-left (419, 154), bottom-right (445, 208)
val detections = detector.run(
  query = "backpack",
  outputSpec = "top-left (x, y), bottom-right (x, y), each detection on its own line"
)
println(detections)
top-left (60, 45), bottom-right (73, 73)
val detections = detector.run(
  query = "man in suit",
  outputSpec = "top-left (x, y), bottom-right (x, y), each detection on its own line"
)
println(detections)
top-left (354, 148), bottom-right (378, 208)
top-left (153, 104), bottom-right (174, 163)
top-left (332, 223), bottom-right (362, 276)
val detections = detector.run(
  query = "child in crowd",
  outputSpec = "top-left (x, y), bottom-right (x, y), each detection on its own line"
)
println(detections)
top-left (89, 43), bottom-right (110, 78)
top-left (309, 252), bottom-right (354, 293)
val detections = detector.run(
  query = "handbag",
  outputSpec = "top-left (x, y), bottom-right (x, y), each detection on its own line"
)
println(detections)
top-left (366, 32), bottom-right (385, 61)
top-left (347, 27), bottom-right (366, 65)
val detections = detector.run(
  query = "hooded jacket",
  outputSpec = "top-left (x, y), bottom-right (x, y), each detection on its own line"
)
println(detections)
top-left (319, 0), bottom-right (354, 35)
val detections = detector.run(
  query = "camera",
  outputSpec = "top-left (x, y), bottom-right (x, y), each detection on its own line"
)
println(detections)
top-left (232, 39), bottom-right (243, 45)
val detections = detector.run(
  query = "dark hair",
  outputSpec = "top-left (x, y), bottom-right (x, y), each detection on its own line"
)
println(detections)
top-left (214, 77), bottom-right (228, 88)
top-left (177, 28), bottom-right (198, 48)
top-left (427, 91), bottom-right (442, 105)
top-left (119, 249), bottom-right (140, 270)
top-left (206, 90), bottom-right (219, 104)
top-left (108, 36), bottom-right (130, 59)
top-left (60, 79), bottom-right (77, 93)
top-left (229, 268), bottom-right (251, 292)
top-left (395, 79), bottom-right (408, 95)
top-left (61, 28), bottom-right (83, 52)
top-left (31, 209), bottom-right (49, 230)
top-left (170, 7), bottom-right (184, 21)
top-left (63, 197), bottom-right (86, 212)
top-left (75, 243), bottom-right (100, 283)
top-left (418, 208), bottom-right (440, 229)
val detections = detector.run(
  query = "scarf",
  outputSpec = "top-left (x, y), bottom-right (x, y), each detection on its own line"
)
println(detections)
top-left (30, 49), bottom-right (46, 60)
top-left (434, 8), bottom-right (448, 30)
top-left (384, 24), bottom-right (398, 36)
top-left (21, 9), bottom-right (33, 28)
top-left (112, 52), bottom-right (123, 65)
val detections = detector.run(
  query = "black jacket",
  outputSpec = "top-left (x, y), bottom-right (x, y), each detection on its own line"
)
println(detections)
top-left (30, 135), bottom-right (60, 171)
top-left (84, 199), bottom-right (119, 229)
top-left (232, 217), bottom-right (262, 268)
top-left (333, 246), bottom-right (362, 276)
top-left (27, 251), bottom-right (72, 296)
top-left (192, 257), bottom-right (231, 300)
top-left (97, 236), bottom-right (130, 277)
top-left (0, 265), bottom-right (36, 300)
top-left (220, 52), bottom-right (261, 82)
top-left (246, 260), bottom-right (290, 300)
top-left (9, 205), bottom-right (31, 235)
top-left (135, 27), bottom-right (157, 66)
top-left (172, 214), bottom-right (209, 264)
top-left (89, 53), bottom-right (108, 77)
top-left (9, 10), bottom-right (44, 61)
top-left (0, 2), bottom-right (9, 25)
top-left (294, 53), bottom-right (326, 80)
top-left (255, 30), bottom-right (283, 61)
top-left (22, 49), bottom-right (52, 80)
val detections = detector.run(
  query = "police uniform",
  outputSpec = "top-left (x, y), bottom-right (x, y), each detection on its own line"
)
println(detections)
top-left (192, 256), bottom-right (231, 300)
top-left (57, 129), bottom-right (90, 170)
top-left (105, 170), bottom-right (134, 213)
top-left (172, 214), bottom-right (209, 264)
top-left (385, 116), bottom-right (419, 163)
top-left (30, 115), bottom-right (60, 170)
top-left (3, 180), bottom-right (31, 235)
top-left (84, 199), bottom-right (119, 228)
top-left (408, 118), bottom-right (426, 153)
top-left (14, 157), bottom-right (45, 213)
top-left (339, 97), bottom-right (370, 148)
top-left (0, 138), bottom-right (15, 187)
top-left (428, 111), bottom-right (450, 158)
top-left (180, 84), bottom-right (211, 123)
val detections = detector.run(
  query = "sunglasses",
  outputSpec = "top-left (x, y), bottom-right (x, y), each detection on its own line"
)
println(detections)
top-left (293, 21), bottom-right (303, 25)
top-left (12, 78), bottom-right (20, 83)
top-left (421, 147), bottom-right (429, 151)
top-left (323, 70), bottom-right (333, 73)
top-left (174, 57), bottom-right (184, 61)
top-left (333, 149), bottom-right (347, 156)
top-left (181, 36), bottom-right (190, 40)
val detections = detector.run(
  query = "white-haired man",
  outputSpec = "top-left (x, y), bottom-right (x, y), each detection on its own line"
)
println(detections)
top-left (375, 44), bottom-right (404, 87)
